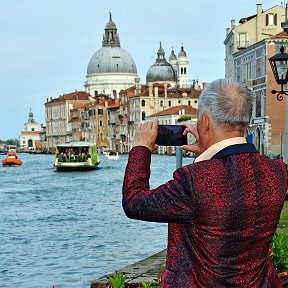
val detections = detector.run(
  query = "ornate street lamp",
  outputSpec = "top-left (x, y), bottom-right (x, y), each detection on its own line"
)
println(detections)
top-left (269, 45), bottom-right (288, 101)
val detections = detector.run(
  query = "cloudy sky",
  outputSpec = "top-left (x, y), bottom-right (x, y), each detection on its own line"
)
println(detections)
top-left (0, 0), bottom-right (282, 139)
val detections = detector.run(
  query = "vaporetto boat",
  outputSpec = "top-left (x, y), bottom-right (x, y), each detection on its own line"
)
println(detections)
top-left (54, 141), bottom-right (100, 171)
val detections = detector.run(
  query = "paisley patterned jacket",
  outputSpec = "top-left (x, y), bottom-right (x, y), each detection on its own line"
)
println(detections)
top-left (122, 144), bottom-right (288, 287)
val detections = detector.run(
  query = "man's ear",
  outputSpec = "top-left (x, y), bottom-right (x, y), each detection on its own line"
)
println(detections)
top-left (202, 112), bottom-right (210, 132)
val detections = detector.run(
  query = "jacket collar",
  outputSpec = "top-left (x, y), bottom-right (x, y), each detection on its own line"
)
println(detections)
top-left (212, 143), bottom-right (257, 159)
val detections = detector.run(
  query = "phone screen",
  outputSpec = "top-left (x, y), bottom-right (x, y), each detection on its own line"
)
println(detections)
top-left (156, 125), bottom-right (187, 146)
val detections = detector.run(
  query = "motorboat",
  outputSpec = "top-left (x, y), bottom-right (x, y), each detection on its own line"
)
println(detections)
top-left (54, 141), bottom-right (100, 171)
top-left (105, 150), bottom-right (119, 160)
top-left (2, 149), bottom-right (22, 166)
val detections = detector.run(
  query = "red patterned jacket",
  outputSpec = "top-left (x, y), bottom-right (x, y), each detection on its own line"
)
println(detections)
top-left (122, 144), bottom-right (288, 287)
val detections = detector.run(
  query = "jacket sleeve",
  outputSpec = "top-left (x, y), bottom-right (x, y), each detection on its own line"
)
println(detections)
top-left (122, 146), bottom-right (196, 223)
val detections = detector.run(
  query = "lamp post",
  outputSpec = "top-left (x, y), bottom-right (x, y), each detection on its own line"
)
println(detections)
top-left (269, 45), bottom-right (288, 162)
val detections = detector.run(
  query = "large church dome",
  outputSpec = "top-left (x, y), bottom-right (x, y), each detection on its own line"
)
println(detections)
top-left (146, 42), bottom-right (176, 83)
top-left (87, 47), bottom-right (137, 74)
top-left (84, 13), bottom-right (138, 98)
top-left (87, 13), bottom-right (137, 76)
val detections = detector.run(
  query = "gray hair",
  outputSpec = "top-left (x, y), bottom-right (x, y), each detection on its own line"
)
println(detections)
top-left (198, 78), bottom-right (254, 128)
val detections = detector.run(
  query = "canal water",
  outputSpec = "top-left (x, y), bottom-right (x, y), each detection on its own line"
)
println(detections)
top-left (0, 152), bottom-right (193, 288)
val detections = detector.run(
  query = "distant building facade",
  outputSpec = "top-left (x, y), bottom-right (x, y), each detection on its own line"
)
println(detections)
top-left (45, 91), bottom-right (94, 152)
top-left (19, 110), bottom-right (45, 151)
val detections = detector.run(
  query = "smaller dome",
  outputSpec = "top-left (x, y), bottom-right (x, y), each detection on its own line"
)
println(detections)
top-left (169, 49), bottom-right (177, 61)
top-left (105, 20), bottom-right (116, 30)
top-left (146, 62), bottom-right (176, 83)
top-left (178, 46), bottom-right (187, 58)
top-left (146, 42), bottom-right (176, 83)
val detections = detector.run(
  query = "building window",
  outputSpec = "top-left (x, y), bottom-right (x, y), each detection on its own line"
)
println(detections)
top-left (188, 100), bottom-right (191, 105)
top-left (141, 100), bottom-right (145, 107)
top-left (266, 13), bottom-right (277, 26)
top-left (100, 132), bottom-right (104, 141)
top-left (255, 91), bottom-right (261, 118)
top-left (142, 111), bottom-right (146, 121)
top-left (238, 33), bottom-right (248, 48)
top-left (184, 68), bottom-right (187, 75)
top-left (95, 91), bottom-right (98, 96)
top-left (168, 101), bottom-right (172, 107)
top-left (98, 109), bottom-right (103, 115)
top-left (99, 120), bottom-right (103, 126)
top-left (181, 67), bottom-right (183, 75)
top-left (113, 90), bottom-right (117, 98)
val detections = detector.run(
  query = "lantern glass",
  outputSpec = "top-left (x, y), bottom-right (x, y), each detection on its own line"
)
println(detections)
top-left (269, 45), bottom-right (288, 85)
top-left (275, 59), bottom-right (288, 84)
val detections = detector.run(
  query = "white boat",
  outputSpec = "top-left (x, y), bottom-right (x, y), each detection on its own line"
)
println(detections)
top-left (105, 151), bottom-right (119, 160)
top-left (54, 142), bottom-right (100, 171)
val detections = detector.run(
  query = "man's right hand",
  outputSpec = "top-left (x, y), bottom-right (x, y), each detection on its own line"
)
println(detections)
top-left (180, 123), bottom-right (204, 157)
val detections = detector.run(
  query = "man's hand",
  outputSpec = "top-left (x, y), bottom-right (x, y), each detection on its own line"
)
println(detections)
top-left (132, 118), bottom-right (158, 152)
top-left (180, 123), bottom-right (204, 157)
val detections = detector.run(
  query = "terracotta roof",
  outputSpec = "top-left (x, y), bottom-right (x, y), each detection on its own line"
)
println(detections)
top-left (108, 98), bottom-right (120, 109)
top-left (147, 105), bottom-right (197, 117)
top-left (269, 31), bottom-right (288, 39)
top-left (71, 102), bottom-right (91, 110)
top-left (45, 91), bottom-right (91, 102)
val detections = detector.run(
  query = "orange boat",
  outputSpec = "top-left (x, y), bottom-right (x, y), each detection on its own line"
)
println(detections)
top-left (2, 149), bottom-right (22, 166)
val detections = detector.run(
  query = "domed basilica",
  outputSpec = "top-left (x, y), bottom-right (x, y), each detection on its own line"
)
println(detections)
top-left (84, 14), bottom-right (190, 99)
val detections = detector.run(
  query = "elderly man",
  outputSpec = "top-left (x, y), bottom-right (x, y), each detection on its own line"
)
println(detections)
top-left (122, 78), bottom-right (287, 287)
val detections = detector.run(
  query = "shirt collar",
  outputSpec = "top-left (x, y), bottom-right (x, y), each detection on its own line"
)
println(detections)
top-left (194, 137), bottom-right (247, 163)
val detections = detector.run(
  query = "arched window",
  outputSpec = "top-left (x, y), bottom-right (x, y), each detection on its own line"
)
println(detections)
top-left (99, 120), bottom-right (103, 127)
top-left (184, 68), bottom-right (187, 75)
top-left (142, 111), bottom-right (146, 121)
top-left (188, 100), bottom-right (191, 105)
top-left (95, 91), bottom-right (98, 96)
top-left (168, 101), bottom-right (172, 107)
top-left (141, 100), bottom-right (145, 107)
top-left (181, 67), bottom-right (183, 75)
top-left (113, 90), bottom-right (117, 98)
top-left (160, 100), bottom-right (163, 107)
top-left (100, 132), bottom-right (104, 141)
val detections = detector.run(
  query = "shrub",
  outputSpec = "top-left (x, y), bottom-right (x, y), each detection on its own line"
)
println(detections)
top-left (270, 233), bottom-right (288, 272)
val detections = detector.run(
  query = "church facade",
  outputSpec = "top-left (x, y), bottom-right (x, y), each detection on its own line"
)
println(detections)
top-left (19, 111), bottom-right (45, 151)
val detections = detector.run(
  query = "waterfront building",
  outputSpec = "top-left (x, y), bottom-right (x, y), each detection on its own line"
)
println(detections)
top-left (79, 95), bottom-right (110, 152)
top-left (70, 103), bottom-right (88, 142)
top-left (19, 110), bottom-right (45, 151)
top-left (84, 13), bottom-right (138, 99)
top-left (45, 91), bottom-right (94, 152)
top-left (224, 3), bottom-right (287, 155)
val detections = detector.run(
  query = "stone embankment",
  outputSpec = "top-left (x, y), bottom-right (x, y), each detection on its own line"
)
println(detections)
top-left (90, 249), bottom-right (166, 287)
